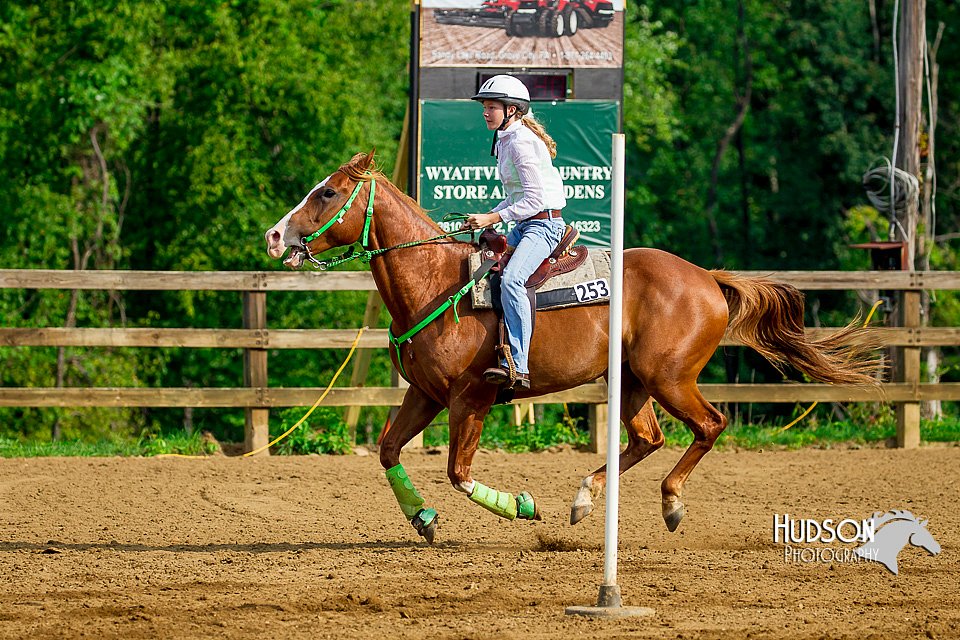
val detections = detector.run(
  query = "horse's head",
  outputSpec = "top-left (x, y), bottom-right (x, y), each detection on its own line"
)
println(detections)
top-left (264, 151), bottom-right (376, 269)
top-left (856, 510), bottom-right (941, 574)
top-left (909, 519), bottom-right (942, 556)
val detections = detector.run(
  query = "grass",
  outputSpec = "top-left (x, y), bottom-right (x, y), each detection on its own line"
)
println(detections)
top-left (424, 413), bottom-right (590, 452)
top-left (659, 415), bottom-right (960, 450)
top-left (0, 431), bottom-right (218, 458)
top-left (270, 407), bottom-right (353, 455)
top-left (2, 409), bottom-right (958, 458)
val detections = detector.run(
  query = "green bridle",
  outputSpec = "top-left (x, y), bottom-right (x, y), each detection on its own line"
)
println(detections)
top-left (296, 175), bottom-right (473, 271)
top-left (299, 178), bottom-right (375, 264)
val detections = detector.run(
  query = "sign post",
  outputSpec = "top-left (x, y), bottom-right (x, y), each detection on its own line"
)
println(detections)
top-left (564, 134), bottom-right (654, 619)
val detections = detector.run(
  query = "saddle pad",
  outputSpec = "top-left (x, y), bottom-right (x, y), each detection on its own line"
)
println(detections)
top-left (469, 249), bottom-right (612, 311)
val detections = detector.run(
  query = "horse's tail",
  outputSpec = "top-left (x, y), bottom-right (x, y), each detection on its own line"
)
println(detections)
top-left (711, 270), bottom-right (884, 385)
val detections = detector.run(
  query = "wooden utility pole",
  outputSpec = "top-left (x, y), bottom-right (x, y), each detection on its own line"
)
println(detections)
top-left (896, 0), bottom-right (925, 268)
top-left (894, 0), bottom-right (925, 449)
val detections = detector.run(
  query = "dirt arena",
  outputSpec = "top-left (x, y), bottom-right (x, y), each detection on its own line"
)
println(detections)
top-left (1, 444), bottom-right (958, 639)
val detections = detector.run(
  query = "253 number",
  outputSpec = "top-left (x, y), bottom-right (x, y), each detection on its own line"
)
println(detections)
top-left (574, 279), bottom-right (610, 302)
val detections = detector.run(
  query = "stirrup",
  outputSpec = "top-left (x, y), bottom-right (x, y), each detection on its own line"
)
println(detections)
top-left (484, 367), bottom-right (510, 385)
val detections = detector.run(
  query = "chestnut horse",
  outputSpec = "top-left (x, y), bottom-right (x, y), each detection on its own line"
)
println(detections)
top-left (264, 152), bottom-right (879, 544)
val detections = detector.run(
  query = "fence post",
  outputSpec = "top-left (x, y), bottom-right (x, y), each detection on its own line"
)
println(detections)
top-left (389, 368), bottom-right (421, 449)
top-left (243, 291), bottom-right (270, 455)
top-left (896, 290), bottom-right (921, 448)
top-left (588, 403), bottom-right (608, 454)
top-left (344, 292), bottom-right (383, 439)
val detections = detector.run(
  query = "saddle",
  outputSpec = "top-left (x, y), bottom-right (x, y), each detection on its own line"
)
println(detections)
top-left (478, 226), bottom-right (588, 289)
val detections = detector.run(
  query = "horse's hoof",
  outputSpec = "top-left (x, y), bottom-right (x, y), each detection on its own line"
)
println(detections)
top-left (662, 501), bottom-right (685, 532)
top-left (570, 486), bottom-right (594, 525)
top-left (412, 508), bottom-right (439, 544)
top-left (516, 491), bottom-right (541, 521)
top-left (421, 518), bottom-right (439, 544)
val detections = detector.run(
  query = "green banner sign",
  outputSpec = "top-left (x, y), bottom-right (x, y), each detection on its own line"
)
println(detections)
top-left (419, 100), bottom-right (619, 247)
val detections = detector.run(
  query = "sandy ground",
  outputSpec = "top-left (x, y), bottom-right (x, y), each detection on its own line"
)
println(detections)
top-left (1, 445), bottom-right (958, 639)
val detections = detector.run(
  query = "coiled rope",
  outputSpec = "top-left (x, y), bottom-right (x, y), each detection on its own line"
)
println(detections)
top-left (862, 159), bottom-right (919, 241)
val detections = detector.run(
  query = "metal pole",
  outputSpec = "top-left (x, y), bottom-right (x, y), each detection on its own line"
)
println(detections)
top-left (565, 134), bottom-right (653, 620)
top-left (600, 133), bottom-right (625, 601)
top-left (407, 0), bottom-right (421, 201)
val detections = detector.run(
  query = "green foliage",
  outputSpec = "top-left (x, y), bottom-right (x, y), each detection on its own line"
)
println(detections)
top-left (0, 0), bottom-right (410, 441)
top-left (0, 429), bottom-right (217, 457)
top-left (136, 430), bottom-right (221, 457)
top-left (479, 413), bottom-right (589, 453)
top-left (656, 402), bottom-right (958, 449)
top-left (424, 407), bottom-right (590, 453)
top-left (271, 407), bottom-right (353, 455)
top-left (631, 1), bottom-right (895, 271)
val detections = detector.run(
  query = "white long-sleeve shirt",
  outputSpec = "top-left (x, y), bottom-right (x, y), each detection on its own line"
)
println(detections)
top-left (490, 120), bottom-right (567, 223)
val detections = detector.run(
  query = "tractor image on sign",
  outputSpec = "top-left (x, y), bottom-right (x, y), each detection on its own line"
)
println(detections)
top-left (435, 0), bottom-right (614, 38)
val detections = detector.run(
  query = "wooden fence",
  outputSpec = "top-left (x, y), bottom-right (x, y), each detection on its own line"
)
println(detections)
top-left (1, 269), bottom-right (959, 454)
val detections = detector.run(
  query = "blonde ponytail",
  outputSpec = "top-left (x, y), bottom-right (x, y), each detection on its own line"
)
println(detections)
top-left (520, 111), bottom-right (557, 159)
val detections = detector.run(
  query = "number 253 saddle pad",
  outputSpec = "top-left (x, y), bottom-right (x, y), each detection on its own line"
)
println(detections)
top-left (468, 249), bottom-right (612, 311)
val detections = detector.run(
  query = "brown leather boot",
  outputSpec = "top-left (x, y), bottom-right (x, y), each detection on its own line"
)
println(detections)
top-left (513, 373), bottom-right (530, 390)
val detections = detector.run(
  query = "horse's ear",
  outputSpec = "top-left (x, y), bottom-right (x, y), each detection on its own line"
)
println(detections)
top-left (360, 149), bottom-right (376, 171)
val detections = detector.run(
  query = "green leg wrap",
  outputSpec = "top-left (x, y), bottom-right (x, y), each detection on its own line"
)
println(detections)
top-left (385, 464), bottom-right (426, 521)
top-left (469, 482), bottom-right (518, 520)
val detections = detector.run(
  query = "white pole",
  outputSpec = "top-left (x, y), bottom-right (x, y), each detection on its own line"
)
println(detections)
top-left (565, 133), bottom-right (653, 618)
top-left (602, 133), bottom-right (626, 595)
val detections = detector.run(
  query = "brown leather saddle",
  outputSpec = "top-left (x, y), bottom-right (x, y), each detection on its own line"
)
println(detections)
top-left (478, 226), bottom-right (588, 289)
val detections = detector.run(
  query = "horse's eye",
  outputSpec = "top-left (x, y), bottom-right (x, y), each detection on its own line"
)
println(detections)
top-left (323, 188), bottom-right (336, 199)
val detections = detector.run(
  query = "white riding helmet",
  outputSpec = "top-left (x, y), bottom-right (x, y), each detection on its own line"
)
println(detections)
top-left (472, 75), bottom-right (531, 114)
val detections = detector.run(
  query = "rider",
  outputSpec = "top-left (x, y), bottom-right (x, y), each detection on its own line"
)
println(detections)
top-left (463, 74), bottom-right (567, 390)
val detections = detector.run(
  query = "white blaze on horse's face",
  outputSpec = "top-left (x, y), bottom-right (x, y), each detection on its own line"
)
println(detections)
top-left (264, 176), bottom-right (331, 265)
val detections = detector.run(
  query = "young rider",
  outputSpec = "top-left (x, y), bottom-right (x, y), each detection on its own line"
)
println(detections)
top-left (463, 74), bottom-right (567, 390)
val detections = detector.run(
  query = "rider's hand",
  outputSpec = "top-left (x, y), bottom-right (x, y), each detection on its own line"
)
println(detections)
top-left (461, 212), bottom-right (502, 230)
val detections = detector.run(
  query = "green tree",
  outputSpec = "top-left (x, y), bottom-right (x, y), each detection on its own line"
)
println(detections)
top-left (0, 1), bottom-right (176, 439)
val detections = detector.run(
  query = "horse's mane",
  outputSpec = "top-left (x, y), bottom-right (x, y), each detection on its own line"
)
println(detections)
top-left (339, 153), bottom-right (382, 182)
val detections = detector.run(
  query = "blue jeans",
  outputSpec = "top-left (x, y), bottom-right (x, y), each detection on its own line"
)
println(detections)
top-left (501, 218), bottom-right (565, 374)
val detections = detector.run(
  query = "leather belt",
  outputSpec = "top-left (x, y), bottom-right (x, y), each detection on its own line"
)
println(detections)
top-left (528, 209), bottom-right (563, 221)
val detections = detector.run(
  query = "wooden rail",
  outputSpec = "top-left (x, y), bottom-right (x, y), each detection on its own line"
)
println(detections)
top-left (1, 269), bottom-right (957, 453)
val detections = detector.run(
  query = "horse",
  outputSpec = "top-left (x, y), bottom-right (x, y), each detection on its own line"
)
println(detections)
top-left (264, 151), bottom-right (881, 544)
top-left (854, 510), bottom-right (941, 575)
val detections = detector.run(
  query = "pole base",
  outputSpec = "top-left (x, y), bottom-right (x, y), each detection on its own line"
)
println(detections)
top-left (597, 584), bottom-right (621, 607)
top-left (565, 585), bottom-right (655, 618)
top-left (565, 604), bottom-right (655, 619)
